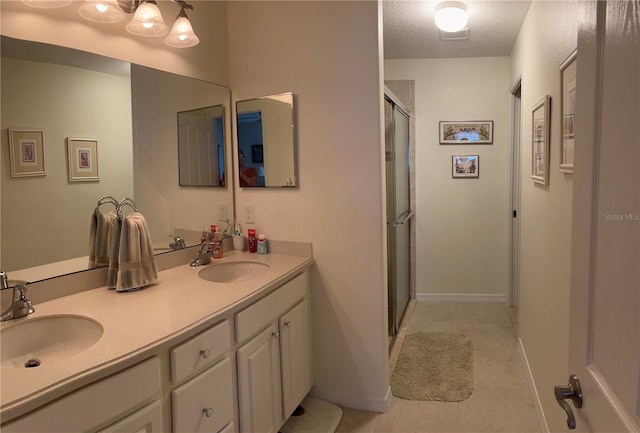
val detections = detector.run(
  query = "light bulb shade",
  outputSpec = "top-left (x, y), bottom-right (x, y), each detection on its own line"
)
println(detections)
top-left (21, 0), bottom-right (72, 8)
top-left (78, 0), bottom-right (126, 23)
top-left (125, 1), bottom-right (168, 37)
top-left (434, 1), bottom-right (468, 33)
top-left (164, 16), bottom-right (200, 48)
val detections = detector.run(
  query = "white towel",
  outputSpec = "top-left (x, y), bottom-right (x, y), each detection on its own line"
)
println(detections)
top-left (89, 208), bottom-right (118, 269)
top-left (114, 212), bottom-right (158, 292)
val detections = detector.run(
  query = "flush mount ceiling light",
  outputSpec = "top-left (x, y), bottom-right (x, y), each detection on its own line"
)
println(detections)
top-left (434, 1), bottom-right (469, 33)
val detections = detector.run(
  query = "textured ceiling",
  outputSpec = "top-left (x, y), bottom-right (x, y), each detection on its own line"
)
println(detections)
top-left (383, 0), bottom-right (532, 59)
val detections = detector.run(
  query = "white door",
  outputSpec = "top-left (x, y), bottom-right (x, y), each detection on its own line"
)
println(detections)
top-left (564, 1), bottom-right (640, 431)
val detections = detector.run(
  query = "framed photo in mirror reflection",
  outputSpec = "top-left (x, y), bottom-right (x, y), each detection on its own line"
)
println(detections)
top-left (67, 137), bottom-right (99, 182)
top-left (8, 128), bottom-right (46, 177)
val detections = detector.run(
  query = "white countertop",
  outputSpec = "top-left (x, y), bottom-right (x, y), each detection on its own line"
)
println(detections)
top-left (0, 251), bottom-right (313, 422)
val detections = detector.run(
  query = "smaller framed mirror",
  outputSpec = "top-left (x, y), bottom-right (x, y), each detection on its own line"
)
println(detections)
top-left (236, 92), bottom-right (296, 188)
top-left (178, 105), bottom-right (226, 187)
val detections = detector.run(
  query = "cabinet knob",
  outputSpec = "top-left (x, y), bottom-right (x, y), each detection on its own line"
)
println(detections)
top-left (272, 331), bottom-right (280, 339)
top-left (203, 407), bottom-right (214, 418)
top-left (284, 320), bottom-right (291, 328)
top-left (200, 349), bottom-right (211, 359)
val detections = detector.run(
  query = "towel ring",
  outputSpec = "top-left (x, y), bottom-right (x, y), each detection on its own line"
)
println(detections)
top-left (97, 195), bottom-right (118, 210)
top-left (117, 197), bottom-right (139, 219)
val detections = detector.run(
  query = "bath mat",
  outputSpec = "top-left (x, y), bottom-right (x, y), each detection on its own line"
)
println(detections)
top-left (391, 332), bottom-right (473, 402)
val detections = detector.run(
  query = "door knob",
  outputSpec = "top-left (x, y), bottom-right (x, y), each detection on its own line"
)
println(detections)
top-left (554, 375), bottom-right (583, 430)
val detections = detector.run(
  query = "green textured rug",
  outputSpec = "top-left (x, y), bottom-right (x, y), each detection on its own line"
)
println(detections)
top-left (391, 332), bottom-right (473, 402)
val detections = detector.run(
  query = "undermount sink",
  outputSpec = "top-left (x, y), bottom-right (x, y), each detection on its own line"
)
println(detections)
top-left (0, 315), bottom-right (104, 369)
top-left (198, 261), bottom-right (271, 283)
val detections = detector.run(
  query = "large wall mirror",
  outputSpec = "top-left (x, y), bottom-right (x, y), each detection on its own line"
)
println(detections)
top-left (1, 36), bottom-right (234, 281)
top-left (236, 92), bottom-right (297, 188)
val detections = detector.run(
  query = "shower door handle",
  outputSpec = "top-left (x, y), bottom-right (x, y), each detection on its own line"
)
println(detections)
top-left (392, 210), bottom-right (415, 227)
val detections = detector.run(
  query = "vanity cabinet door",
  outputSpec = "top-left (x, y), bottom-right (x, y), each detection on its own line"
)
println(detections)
top-left (172, 357), bottom-right (233, 433)
top-left (237, 324), bottom-right (282, 433)
top-left (279, 300), bottom-right (312, 419)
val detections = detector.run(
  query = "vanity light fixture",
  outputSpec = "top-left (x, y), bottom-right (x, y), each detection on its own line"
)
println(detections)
top-left (22, 0), bottom-right (200, 48)
top-left (125, 0), bottom-right (168, 37)
top-left (21, 0), bottom-right (72, 8)
top-left (434, 1), bottom-right (469, 33)
top-left (78, 0), bottom-right (127, 23)
top-left (164, 2), bottom-right (199, 48)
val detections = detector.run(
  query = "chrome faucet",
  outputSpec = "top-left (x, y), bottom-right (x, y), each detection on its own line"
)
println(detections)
top-left (190, 241), bottom-right (215, 267)
top-left (1, 271), bottom-right (34, 322)
top-left (169, 235), bottom-right (186, 250)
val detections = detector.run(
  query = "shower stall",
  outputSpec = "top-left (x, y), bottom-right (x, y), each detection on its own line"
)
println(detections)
top-left (385, 89), bottom-right (413, 350)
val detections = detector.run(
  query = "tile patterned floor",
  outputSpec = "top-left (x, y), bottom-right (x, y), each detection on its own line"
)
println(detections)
top-left (335, 302), bottom-right (541, 433)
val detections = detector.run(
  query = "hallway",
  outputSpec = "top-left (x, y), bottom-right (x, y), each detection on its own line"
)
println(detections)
top-left (336, 302), bottom-right (540, 433)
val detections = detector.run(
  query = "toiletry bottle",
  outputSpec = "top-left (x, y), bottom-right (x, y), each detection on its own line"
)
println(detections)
top-left (248, 229), bottom-right (257, 253)
top-left (257, 234), bottom-right (268, 254)
top-left (201, 226), bottom-right (208, 244)
top-left (209, 225), bottom-right (217, 253)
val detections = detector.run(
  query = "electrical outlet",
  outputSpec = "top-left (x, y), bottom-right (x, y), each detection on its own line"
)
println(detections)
top-left (243, 204), bottom-right (255, 224)
top-left (217, 203), bottom-right (228, 222)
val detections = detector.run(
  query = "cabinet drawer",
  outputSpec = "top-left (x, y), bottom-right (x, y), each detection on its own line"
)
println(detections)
top-left (2, 357), bottom-right (161, 433)
top-left (172, 357), bottom-right (234, 433)
top-left (171, 320), bottom-right (230, 383)
top-left (98, 400), bottom-right (163, 433)
top-left (235, 273), bottom-right (306, 344)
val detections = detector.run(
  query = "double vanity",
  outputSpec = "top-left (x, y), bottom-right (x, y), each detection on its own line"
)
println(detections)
top-left (0, 247), bottom-right (314, 433)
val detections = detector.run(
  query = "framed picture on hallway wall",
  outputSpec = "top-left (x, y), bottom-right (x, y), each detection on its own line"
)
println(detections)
top-left (531, 95), bottom-right (551, 185)
top-left (8, 128), bottom-right (46, 177)
top-left (67, 137), bottom-right (99, 182)
top-left (439, 121), bottom-right (493, 144)
top-left (560, 49), bottom-right (577, 174)
top-left (452, 154), bottom-right (479, 178)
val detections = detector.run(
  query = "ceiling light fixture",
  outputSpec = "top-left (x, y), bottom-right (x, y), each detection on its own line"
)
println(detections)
top-left (434, 1), bottom-right (469, 33)
top-left (22, 0), bottom-right (200, 48)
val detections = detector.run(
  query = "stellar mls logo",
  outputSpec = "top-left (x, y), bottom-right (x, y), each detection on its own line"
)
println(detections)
top-left (603, 212), bottom-right (640, 222)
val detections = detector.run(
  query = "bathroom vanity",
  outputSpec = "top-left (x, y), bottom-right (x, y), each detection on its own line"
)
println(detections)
top-left (0, 250), bottom-right (314, 433)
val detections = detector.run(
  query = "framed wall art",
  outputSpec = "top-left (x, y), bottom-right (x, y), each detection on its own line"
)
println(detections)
top-left (8, 128), bottom-right (46, 177)
top-left (67, 137), bottom-right (99, 182)
top-left (560, 49), bottom-right (577, 173)
top-left (531, 95), bottom-right (551, 185)
top-left (452, 154), bottom-right (479, 178)
top-left (440, 121), bottom-right (493, 144)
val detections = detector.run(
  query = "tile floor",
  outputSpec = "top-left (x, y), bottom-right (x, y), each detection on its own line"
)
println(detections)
top-left (335, 302), bottom-right (541, 433)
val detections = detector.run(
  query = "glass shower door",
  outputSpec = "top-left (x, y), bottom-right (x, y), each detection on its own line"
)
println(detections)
top-left (385, 95), bottom-right (412, 347)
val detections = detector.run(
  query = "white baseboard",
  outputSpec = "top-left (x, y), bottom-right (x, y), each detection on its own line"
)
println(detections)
top-left (518, 338), bottom-right (550, 433)
top-left (309, 386), bottom-right (390, 413)
top-left (416, 293), bottom-right (506, 303)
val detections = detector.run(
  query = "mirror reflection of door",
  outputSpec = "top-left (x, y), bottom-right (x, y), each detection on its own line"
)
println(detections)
top-left (177, 105), bottom-right (225, 187)
top-left (237, 111), bottom-right (264, 187)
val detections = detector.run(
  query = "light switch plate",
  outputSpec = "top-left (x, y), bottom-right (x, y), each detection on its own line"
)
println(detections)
top-left (217, 203), bottom-right (228, 222)
top-left (243, 205), bottom-right (255, 224)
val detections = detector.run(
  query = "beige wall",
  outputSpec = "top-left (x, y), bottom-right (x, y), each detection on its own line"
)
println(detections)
top-left (510, 1), bottom-right (578, 431)
top-left (227, 1), bottom-right (390, 411)
top-left (1, 57), bottom-right (133, 270)
top-left (385, 57), bottom-right (511, 300)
